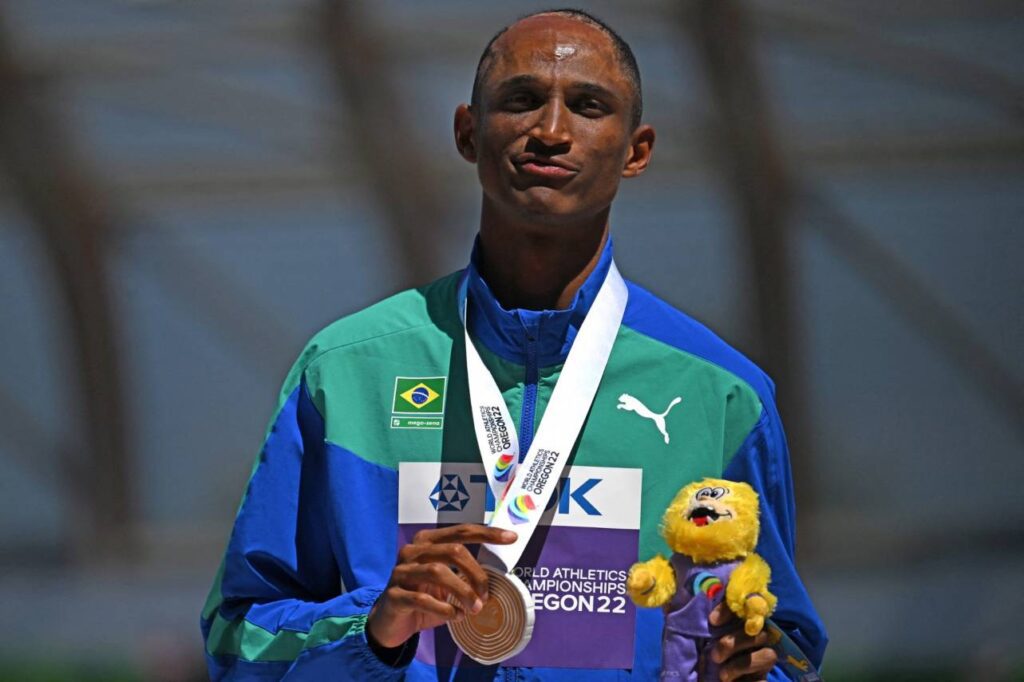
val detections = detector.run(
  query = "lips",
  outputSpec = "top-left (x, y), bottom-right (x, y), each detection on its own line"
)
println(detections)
top-left (512, 153), bottom-right (579, 180)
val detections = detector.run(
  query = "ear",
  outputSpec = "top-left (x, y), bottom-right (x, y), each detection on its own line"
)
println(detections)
top-left (454, 103), bottom-right (477, 163)
top-left (621, 124), bottom-right (655, 178)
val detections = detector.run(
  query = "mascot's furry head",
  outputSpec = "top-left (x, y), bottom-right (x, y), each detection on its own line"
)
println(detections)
top-left (661, 477), bottom-right (761, 564)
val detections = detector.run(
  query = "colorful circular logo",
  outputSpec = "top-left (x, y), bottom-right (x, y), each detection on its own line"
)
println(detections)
top-left (410, 386), bottom-right (431, 404)
top-left (507, 494), bottom-right (535, 525)
top-left (494, 454), bottom-right (515, 482)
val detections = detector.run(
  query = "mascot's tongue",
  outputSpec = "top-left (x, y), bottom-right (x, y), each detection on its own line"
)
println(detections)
top-left (693, 516), bottom-right (708, 527)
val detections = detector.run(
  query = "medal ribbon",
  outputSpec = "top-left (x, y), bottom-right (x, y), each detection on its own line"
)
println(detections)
top-left (458, 261), bottom-right (628, 573)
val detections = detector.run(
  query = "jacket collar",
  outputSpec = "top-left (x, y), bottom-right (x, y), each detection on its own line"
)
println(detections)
top-left (464, 235), bottom-right (614, 367)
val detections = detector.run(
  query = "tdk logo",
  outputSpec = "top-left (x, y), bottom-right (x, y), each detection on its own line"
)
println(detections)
top-left (429, 474), bottom-right (470, 512)
top-left (401, 463), bottom-right (640, 530)
top-left (466, 476), bottom-right (603, 516)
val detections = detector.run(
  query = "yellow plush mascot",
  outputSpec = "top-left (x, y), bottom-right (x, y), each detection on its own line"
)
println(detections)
top-left (627, 478), bottom-right (776, 680)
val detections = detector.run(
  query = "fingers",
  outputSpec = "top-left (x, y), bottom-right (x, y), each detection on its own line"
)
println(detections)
top-left (383, 585), bottom-right (460, 621)
top-left (400, 542), bottom-right (491, 601)
top-left (716, 645), bottom-right (778, 682)
top-left (411, 524), bottom-right (517, 546)
top-left (391, 562), bottom-right (482, 614)
top-left (372, 524), bottom-right (518, 646)
top-left (709, 601), bottom-right (736, 627)
top-left (711, 627), bottom-right (774, 665)
top-left (402, 524), bottom-right (518, 603)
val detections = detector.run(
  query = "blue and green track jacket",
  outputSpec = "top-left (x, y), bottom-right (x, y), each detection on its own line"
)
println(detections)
top-left (200, 239), bottom-right (827, 679)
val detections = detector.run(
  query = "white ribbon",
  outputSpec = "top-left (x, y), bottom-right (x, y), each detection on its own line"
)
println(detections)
top-left (458, 261), bottom-right (628, 572)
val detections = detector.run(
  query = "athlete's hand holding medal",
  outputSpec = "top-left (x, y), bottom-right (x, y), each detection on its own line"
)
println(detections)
top-left (366, 523), bottom-right (517, 652)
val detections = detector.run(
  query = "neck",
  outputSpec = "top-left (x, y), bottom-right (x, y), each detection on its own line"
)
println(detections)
top-left (477, 204), bottom-right (610, 311)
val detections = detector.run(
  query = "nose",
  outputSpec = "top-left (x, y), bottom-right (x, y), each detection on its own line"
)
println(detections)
top-left (529, 98), bottom-right (572, 148)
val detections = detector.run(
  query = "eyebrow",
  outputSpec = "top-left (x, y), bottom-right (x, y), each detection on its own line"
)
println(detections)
top-left (571, 81), bottom-right (621, 102)
top-left (493, 74), bottom-right (542, 91)
top-left (492, 74), bottom-right (622, 102)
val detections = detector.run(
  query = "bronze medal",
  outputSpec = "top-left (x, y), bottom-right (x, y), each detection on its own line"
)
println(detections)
top-left (448, 565), bottom-right (535, 665)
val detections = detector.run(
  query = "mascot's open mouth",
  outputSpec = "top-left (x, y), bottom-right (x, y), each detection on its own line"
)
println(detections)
top-left (687, 506), bottom-right (733, 527)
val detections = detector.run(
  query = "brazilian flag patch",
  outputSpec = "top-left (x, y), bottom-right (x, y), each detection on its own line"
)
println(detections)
top-left (391, 376), bottom-right (446, 429)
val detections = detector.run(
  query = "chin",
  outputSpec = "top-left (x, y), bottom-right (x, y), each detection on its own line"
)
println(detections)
top-left (519, 204), bottom-right (578, 225)
top-left (482, 181), bottom-right (611, 228)
top-left (511, 190), bottom-right (594, 224)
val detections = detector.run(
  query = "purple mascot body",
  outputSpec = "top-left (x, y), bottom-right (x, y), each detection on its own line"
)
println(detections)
top-left (659, 555), bottom-right (740, 680)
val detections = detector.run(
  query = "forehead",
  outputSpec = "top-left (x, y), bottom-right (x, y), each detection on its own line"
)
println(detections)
top-left (484, 15), bottom-right (628, 88)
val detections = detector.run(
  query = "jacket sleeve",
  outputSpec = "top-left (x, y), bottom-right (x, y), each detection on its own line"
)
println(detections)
top-left (199, 373), bottom-right (414, 680)
top-left (723, 403), bottom-right (829, 680)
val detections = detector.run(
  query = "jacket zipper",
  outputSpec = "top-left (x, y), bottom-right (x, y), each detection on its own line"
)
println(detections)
top-left (508, 322), bottom-right (537, 681)
top-left (519, 331), bottom-right (539, 461)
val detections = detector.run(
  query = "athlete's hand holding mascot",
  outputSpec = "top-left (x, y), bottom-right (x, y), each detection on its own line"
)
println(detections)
top-left (627, 478), bottom-right (776, 680)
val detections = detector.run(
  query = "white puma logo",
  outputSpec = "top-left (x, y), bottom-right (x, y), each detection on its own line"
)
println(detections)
top-left (617, 394), bottom-right (682, 444)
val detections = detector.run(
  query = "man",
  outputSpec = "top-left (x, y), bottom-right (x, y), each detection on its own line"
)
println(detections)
top-left (201, 9), bottom-right (827, 681)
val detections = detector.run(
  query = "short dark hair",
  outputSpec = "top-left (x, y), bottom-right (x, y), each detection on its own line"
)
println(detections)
top-left (470, 8), bottom-right (643, 129)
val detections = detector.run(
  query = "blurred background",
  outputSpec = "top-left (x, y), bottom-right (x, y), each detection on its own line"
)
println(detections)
top-left (1, 0), bottom-right (1022, 680)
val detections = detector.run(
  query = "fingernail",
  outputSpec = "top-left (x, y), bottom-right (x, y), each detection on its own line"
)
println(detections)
top-left (501, 530), bottom-right (517, 542)
top-left (471, 599), bottom-right (483, 614)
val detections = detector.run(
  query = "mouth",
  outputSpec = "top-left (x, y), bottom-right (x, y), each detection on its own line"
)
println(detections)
top-left (512, 153), bottom-right (579, 180)
top-left (687, 506), bottom-right (733, 527)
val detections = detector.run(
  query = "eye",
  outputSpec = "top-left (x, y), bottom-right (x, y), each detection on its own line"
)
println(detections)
top-left (711, 487), bottom-right (728, 499)
top-left (503, 91), bottom-right (540, 111)
top-left (571, 96), bottom-right (608, 117)
top-left (696, 487), bottom-right (713, 500)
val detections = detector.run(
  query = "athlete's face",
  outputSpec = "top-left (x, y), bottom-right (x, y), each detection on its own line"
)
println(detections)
top-left (455, 15), bottom-right (654, 225)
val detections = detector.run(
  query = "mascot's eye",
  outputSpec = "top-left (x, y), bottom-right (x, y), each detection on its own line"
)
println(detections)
top-left (711, 487), bottom-right (728, 499)
top-left (696, 487), bottom-right (713, 499)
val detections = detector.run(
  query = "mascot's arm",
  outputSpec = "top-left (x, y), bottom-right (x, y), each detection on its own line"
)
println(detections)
top-left (726, 553), bottom-right (777, 636)
top-left (627, 554), bottom-right (676, 608)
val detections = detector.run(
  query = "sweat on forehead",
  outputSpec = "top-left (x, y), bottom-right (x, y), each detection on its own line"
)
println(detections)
top-left (470, 8), bottom-right (644, 128)
top-left (493, 16), bottom-right (613, 64)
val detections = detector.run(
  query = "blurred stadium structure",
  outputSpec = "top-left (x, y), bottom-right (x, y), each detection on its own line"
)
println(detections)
top-left (1, 0), bottom-right (1022, 680)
